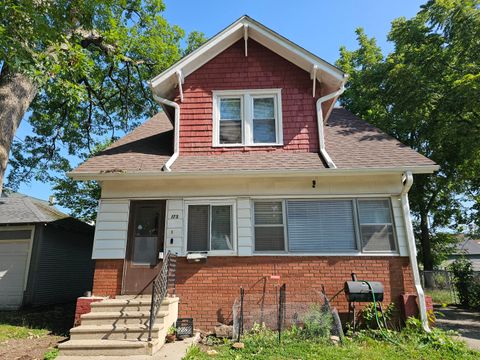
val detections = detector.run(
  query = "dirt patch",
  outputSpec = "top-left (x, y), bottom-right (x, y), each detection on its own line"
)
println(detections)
top-left (0, 334), bottom-right (65, 360)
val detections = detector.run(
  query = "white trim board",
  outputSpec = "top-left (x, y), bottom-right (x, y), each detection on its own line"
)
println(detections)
top-left (149, 16), bottom-right (345, 97)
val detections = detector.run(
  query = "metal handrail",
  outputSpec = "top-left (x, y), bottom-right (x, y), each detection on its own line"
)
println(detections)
top-left (147, 251), bottom-right (177, 341)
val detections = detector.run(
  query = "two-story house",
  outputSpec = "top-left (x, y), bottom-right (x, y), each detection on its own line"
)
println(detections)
top-left (60, 16), bottom-right (438, 357)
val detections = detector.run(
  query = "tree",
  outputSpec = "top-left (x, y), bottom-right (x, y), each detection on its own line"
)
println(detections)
top-left (0, 0), bottom-right (206, 194)
top-left (337, 0), bottom-right (480, 271)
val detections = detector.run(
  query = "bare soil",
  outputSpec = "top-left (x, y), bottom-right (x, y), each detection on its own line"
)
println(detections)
top-left (0, 334), bottom-right (65, 360)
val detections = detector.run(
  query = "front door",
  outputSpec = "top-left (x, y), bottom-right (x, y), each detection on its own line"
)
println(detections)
top-left (123, 200), bottom-right (166, 295)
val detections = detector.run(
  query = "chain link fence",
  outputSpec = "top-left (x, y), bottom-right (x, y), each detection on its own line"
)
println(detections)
top-left (420, 270), bottom-right (457, 304)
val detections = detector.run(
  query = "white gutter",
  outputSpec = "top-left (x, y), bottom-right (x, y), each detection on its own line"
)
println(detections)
top-left (151, 93), bottom-right (180, 172)
top-left (316, 81), bottom-right (346, 168)
top-left (400, 171), bottom-right (430, 332)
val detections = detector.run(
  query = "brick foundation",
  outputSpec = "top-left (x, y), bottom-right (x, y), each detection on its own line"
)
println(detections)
top-left (175, 256), bottom-right (415, 330)
top-left (90, 256), bottom-right (416, 331)
top-left (74, 297), bottom-right (104, 326)
top-left (92, 259), bottom-right (123, 297)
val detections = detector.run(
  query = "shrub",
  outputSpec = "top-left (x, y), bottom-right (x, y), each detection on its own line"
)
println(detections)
top-left (360, 302), bottom-right (395, 329)
top-left (301, 304), bottom-right (333, 339)
top-left (450, 257), bottom-right (474, 306)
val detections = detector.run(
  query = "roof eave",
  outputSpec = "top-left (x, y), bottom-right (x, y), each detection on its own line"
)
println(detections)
top-left (68, 165), bottom-right (439, 181)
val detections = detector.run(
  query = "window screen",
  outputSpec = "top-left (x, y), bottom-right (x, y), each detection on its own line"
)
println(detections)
top-left (254, 201), bottom-right (285, 251)
top-left (187, 205), bottom-right (209, 251)
top-left (0, 230), bottom-right (32, 240)
top-left (357, 199), bottom-right (396, 252)
top-left (253, 97), bottom-right (276, 143)
top-left (287, 200), bottom-right (357, 252)
top-left (187, 204), bottom-right (233, 252)
top-left (219, 98), bottom-right (242, 144)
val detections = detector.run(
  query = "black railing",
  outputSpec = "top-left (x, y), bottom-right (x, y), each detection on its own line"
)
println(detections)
top-left (148, 251), bottom-right (177, 341)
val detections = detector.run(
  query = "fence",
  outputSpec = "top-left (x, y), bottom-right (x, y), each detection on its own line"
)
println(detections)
top-left (420, 270), bottom-right (457, 304)
top-left (232, 284), bottom-right (343, 343)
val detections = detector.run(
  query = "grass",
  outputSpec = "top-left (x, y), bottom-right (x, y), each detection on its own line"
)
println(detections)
top-left (425, 289), bottom-right (456, 305)
top-left (0, 324), bottom-right (48, 342)
top-left (0, 303), bottom-right (75, 337)
top-left (185, 323), bottom-right (479, 360)
top-left (43, 348), bottom-right (60, 360)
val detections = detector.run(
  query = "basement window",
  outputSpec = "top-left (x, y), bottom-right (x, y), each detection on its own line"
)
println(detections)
top-left (186, 201), bottom-right (236, 255)
top-left (213, 89), bottom-right (283, 147)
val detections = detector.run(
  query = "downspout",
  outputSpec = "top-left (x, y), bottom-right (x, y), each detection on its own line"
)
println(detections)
top-left (315, 81), bottom-right (346, 168)
top-left (152, 93), bottom-right (180, 172)
top-left (400, 171), bottom-right (430, 332)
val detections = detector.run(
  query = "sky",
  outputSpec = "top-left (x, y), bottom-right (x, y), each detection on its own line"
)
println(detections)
top-left (11, 0), bottom-right (426, 213)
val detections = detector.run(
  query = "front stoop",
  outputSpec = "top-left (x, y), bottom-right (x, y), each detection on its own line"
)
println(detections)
top-left (58, 296), bottom-right (179, 358)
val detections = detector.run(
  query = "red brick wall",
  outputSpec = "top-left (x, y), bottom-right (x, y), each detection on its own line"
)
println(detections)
top-left (92, 259), bottom-right (123, 297)
top-left (74, 297), bottom-right (104, 326)
top-left (175, 256), bottom-right (415, 330)
top-left (177, 39), bottom-right (321, 154)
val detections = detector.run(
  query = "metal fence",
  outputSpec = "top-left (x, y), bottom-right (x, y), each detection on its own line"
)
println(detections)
top-left (232, 285), bottom-right (343, 343)
top-left (420, 270), bottom-right (457, 304)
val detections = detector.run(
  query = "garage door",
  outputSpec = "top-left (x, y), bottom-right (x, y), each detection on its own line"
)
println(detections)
top-left (0, 229), bottom-right (32, 310)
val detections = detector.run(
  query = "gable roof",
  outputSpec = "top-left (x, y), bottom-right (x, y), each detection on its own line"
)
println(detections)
top-left (70, 108), bottom-right (438, 179)
top-left (150, 15), bottom-right (346, 98)
top-left (0, 192), bottom-right (68, 224)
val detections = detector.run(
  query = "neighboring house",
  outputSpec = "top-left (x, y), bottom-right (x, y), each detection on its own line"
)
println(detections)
top-left (65, 16), bottom-right (438, 355)
top-left (447, 234), bottom-right (480, 271)
top-left (0, 192), bottom-right (94, 309)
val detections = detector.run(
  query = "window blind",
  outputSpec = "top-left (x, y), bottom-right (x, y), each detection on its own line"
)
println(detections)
top-left (187, 205), bottom-right (209, 251)
top-left (287, 200), bottom-right (357, 252)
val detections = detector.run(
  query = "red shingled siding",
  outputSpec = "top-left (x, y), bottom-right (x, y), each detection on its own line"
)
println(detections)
top-left (175, 256), bottom-right (415, 330)
top-left (177, 39), bottom-right (321, 154)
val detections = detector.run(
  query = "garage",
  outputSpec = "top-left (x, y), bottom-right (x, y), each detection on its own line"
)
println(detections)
top-left (0, 228), bottom-right (33, 310)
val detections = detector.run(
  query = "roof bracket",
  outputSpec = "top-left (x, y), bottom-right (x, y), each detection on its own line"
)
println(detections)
top-left (311, 65), bottom-right (318, 97)
top-left (176, 70), bottom-right (184, 102)
top-left (243, 24), bottom-right (249, 57)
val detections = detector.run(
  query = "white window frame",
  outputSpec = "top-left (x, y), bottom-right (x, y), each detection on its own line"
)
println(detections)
top-left (212, 89), bottom-right (283, 147)
top-left (252, 200), bottom-right (288, 254)
top-left (184, 199), bottom-right (237, 256)
top-left (356, 198), bottom-right (398, 254)
top-left (250, 197), bottom-right (399, 256)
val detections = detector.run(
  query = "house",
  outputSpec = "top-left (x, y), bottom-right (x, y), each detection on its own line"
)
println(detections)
top-left (63, 16), bottom-right (438, 356)
top-left (0, 192), bottom-right (94, 309)
top-left (447, 234), bottom-right (480, 272)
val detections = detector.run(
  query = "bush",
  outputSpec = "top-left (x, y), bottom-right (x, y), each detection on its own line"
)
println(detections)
top-left (301, 304), bottom-right (333, 339)
top-left (450, 257), bottom-right (480, 309)
top-left (360, 302), bottom-right (395, 329)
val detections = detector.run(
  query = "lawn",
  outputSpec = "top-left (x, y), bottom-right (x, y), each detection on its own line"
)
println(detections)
top-left (0, 304), bottom-right (74, 360)
top-left (425, 289), bottom-right (456, 305)
top-left (185, 321), bottom-right (479, 360)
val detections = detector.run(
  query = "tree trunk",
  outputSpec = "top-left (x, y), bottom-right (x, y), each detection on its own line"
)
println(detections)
top-left (0, 65), bottom-right (38, 193)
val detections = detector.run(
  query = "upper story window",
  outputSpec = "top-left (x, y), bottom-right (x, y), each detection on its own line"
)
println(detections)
top-left (213, 89), bottom-right (283, 147)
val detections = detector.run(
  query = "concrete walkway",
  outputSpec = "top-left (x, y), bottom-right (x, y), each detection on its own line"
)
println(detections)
top-left (435, 305), bottom-right (480, 350)
top-left (56, 334), bottom-right (199, 360)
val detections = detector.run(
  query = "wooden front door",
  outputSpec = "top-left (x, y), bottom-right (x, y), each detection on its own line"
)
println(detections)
top-left (123, 200), bottom-right (166, 295)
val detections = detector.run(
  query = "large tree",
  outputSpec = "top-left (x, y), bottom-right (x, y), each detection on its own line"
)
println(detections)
top-left (337, 0), bottom-right (480, 270)
top-left (0, 0), bottom-right (205, 193)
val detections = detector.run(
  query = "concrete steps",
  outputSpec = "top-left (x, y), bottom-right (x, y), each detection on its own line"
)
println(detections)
top-left (58, 296), bottom-right (179, 357)
top-left (69, 324), bottom-right (163, 340)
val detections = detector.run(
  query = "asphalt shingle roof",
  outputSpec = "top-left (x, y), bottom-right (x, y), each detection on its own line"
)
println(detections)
top-left (0, 192), bottom-right (69, 224)
top-left (71, 108), bottom-right (437, 175)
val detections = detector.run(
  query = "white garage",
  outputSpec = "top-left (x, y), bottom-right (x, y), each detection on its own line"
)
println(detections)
top-left (0, 227), bottom-right (34, 310)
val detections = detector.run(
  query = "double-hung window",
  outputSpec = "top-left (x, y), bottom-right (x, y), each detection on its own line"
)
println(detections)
top-left (213, 89), bottom-right (282, 146)
top-left (254, 201), bottom-right (286, 252)
top-left (186, 201), bottom-right (235, 254)
top-left (357, 199), bottom-right (396, 252)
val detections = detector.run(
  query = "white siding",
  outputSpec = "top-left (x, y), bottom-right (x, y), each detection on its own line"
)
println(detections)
top-left (92, 199), bottom-right (129, 259)
top-left (391, 196), bottom-right (408, 256)
top-left (237, 198), bottom-right (253, 256)
top-left (164, 200), bottom-right (184, 255)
